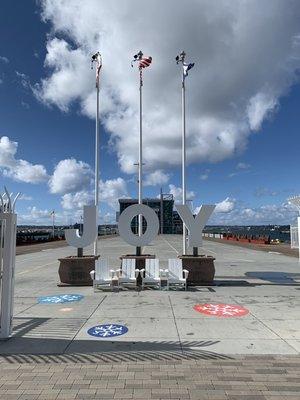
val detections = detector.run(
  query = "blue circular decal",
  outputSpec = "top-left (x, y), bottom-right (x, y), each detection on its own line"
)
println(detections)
top-left (87, 324), bottom-right (128, 338)
top-left (37, 294), bottom-right (84, 304)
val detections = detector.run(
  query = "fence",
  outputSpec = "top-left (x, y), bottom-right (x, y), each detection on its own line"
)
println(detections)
top-left (0, 189), bottom-right (19, 339)
top-left (290, 225), bottom-right (299, 249)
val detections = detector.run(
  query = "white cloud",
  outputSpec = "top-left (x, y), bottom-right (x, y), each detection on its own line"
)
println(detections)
top-left (35, 0), bottom-right (300, 174)
top-left (49, 158), bottom-right (93, 194)
top-left (61, 177), bottom-right (128, 211)
top-left (18, 206), bottom-right (53, 225)
top-left (215, 197), bottom-right (236, 213)
top-left (236, 162), bottom-right (250, 170)
top-left (0, 56), bottom-right (9, 63)
top-left (61, 190), bottom-right (93, 210)
top-left (18, 194), bottom-right (33, 201)
top-left (247, 92), bottom-right (278, 131)
top-left (16, 71), bottom-right (31, 89)
top-left (210, 201), bottom-right (298, 225)
top-left (144, 170), bottom-right (170, 186)
top-left (0, 136), bottom-right (48, 183)
top-left (254, 187), bottom-right (278, 198)
top-left (100, 177), bottom-right (128, 209)
top-left (169, 184), bottom-right (195, 203)
top-left (200, 169), bottom-right (210, 180)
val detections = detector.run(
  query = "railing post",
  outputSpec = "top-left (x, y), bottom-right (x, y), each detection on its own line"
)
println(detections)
top-left (0, 188), bottom-right (19, 339)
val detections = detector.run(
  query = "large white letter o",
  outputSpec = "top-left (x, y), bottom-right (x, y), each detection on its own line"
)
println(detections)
top-left (118, 204), bottom-right (159, 246)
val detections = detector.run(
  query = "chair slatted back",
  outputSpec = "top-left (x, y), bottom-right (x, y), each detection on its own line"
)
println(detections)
top-left (121, 258), bottom-right (136, 279)
top-left (145, 258), bottom-right (159, 278)
top-left (168, 259), bottom-right (183, 279)
top-left (95, 258), bottom-right (110, 280)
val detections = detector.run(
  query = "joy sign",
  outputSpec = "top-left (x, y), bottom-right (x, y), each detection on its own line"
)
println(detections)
top-left (65, 204), bottom-right (215, 249)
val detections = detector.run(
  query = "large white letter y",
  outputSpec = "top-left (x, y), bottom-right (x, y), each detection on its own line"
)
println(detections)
top-left (175, 204), bottom-right (215, 248)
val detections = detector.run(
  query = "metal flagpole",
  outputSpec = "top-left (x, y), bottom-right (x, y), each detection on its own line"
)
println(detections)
top-left (91, 52), bottom-right (102, 257)
top-left (182, 70), bottom-right (187, 255)
top-left (176, 51), bottom-right (194, 255)
top-left (132, 51), bottom-right (152, 256)
top-left (176, 51), bottom-right (187, 255)
top-left (138, 65), bottom-right (143, 255)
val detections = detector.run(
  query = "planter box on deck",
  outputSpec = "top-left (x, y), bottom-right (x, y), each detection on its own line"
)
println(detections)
top-left (58, 255), bottom-right (99, 286)
top-left (178, 255), bottom-right (215, 285)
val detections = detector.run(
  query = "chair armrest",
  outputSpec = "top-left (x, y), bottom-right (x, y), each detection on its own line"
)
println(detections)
top-left (183, 269), bottom-right (189, 279)
top-left (140, 268), bottom-right (145, 277)
top-left (134, 269), bottom-right (140, 278)
top-left (115, 268), bottom-right (122, 278)
top-left (109, 269), bottom-right (117, 279)
top-left (90, 270), bottom-right (95, 280)
top-left (159, 269), bottom-right (166, 278)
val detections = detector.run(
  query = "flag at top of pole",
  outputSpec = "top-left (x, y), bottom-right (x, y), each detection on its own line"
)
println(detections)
top-left (91, 51), bottom-right (102, 88)
top-left (131, 51), bottom-right (152, 86)
top-left (183, 62), bottom-right (195, 79)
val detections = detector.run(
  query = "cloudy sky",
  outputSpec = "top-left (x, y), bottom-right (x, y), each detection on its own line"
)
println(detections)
top-left (1, 0), bottom-right (300, 225)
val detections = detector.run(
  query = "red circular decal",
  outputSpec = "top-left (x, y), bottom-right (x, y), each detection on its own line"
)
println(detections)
top-left (193, 303), bottom-right (249, 317)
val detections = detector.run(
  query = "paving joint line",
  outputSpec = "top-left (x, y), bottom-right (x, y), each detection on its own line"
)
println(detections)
top-left (233, 296), bottom-right (299, 354)
top-left (168, 295), bottom-right (183, 354)
top-left (63, 295), bottom-right (107, 354)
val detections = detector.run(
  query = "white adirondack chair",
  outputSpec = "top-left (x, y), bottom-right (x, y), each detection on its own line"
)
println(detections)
top-left (117, 258), bottom-right (140, 287)
top-left (90, 258), bottom-right (117, 290)
top-left (140, 259), bottom-right (163, 289)
top-left (165, 259), bottom-right (189, 290)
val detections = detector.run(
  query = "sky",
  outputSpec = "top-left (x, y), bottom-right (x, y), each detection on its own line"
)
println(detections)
top-left (1, 0), bottom-right (300, 226)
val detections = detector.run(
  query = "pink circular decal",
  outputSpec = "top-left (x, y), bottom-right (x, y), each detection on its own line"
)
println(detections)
top-left (193, 303), bottom-right (249, 317)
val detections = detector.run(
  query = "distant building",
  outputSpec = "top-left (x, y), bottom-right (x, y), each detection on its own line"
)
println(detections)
top-left (118, 194), bottom-right (175, 234)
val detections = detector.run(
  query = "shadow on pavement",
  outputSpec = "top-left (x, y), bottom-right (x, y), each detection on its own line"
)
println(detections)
top-left (246, 271), bottom-right (300, 284)
top-left (0, 317), bottom-right (231, 362)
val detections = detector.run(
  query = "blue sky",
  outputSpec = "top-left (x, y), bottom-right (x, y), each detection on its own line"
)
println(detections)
top-left (1, 0), bottom-right (300, 225)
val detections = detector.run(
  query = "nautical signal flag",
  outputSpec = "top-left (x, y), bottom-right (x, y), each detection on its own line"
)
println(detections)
top-left (183, 62), bottom-right (195, 78)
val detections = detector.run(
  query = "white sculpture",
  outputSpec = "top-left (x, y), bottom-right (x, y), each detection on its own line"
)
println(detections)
top-left (65, 205), bottom-right (97, 248)
top-left (118, 204), bottom-right (159, 247)
top-left (175, 204), bottom-right (215, 248)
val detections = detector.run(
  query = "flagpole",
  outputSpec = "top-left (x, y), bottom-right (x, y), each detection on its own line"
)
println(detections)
top-left (132, 50), bottom-right (152, 256)
top-left (182, 70), bottom-right (187, 255)
top-left (94, 79), bottom-right (99, 256)
top-left (137, 67), bottom-right (143, 256)
top-left (176, 51), bottom-right (194, 255)
top-left (91, 52), bottom-right (102, 257)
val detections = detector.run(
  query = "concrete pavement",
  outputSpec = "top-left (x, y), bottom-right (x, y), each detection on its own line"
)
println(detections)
top-left (1, 235), bottom-right (300, 398)
top-left (1, 235), bottom-right (299, 356)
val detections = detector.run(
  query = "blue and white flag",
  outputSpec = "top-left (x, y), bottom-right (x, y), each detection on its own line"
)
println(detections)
top-left (183, 62), bottom-right (195, 78)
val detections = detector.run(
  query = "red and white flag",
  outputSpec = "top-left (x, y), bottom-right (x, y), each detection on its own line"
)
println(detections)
top-left (139, 56), bottom-right (152, 69)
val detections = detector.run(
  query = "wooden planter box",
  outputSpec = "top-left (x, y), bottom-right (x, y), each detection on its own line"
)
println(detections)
top-left (58, 255), bottom-right (99, 286)
top-left (178, 255), bottom-right (215, 285)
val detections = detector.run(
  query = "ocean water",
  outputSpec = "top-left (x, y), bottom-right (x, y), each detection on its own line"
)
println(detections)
top-left (205, 226), bottom-right (291, 243)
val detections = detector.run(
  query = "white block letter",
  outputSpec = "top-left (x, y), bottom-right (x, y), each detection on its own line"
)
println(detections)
top-left (175, 204), bottom-right (215, 247)
top-left (118, 204), bottom-right (159, 247)
top-left (65, 205), bottom-right (97, 248)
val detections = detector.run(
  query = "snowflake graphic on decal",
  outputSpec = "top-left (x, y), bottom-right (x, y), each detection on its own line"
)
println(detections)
top-left (193, 303), bottom-right (249, 317)
top-left (87, 324), bottom-right (128, 338)
top-left (37, 294), bottom-right (83, 304)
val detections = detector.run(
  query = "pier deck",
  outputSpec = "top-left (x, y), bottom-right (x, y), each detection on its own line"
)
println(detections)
top-left (1, 235), bottom-right (300, 398)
